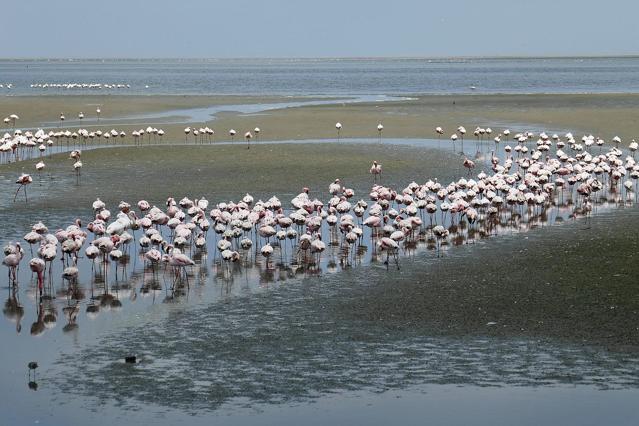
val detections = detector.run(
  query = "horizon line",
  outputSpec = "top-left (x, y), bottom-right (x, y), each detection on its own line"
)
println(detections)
top-left (1, 54), bottom-right (639, 61)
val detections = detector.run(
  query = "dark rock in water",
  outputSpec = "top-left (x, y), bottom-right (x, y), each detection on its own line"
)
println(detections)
top-left (124, 356), bottom-right (136, 364)
top-left (28, 381), bottom-right (38, 391)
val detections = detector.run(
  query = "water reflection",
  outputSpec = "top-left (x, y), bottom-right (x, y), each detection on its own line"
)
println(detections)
top-left (1, 136), bottom-right (638, 416)
top-left (52, 284), bottom-right (639, 413)
top-left (1, 170), bottom-right (636, 337)
top-left (3, 286), bottom-right (24, 333)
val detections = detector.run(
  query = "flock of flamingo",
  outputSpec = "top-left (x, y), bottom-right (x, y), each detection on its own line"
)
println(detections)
top-left (2, 108), bottom-right (639, 334)
top-left (29, 83), bottom-right (131, 90)
top-left (2, 82), bottom-right (139, 91)
top-left (0, 109), bottom-right (173, 183)
top-left (0, 107), bottom-right (266, 166)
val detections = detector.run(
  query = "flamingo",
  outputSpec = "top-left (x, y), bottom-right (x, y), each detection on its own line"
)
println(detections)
top-left (62, 266), bottom-right (79, 281)
top-left (310, 235), bottom-right (326, 264)
top-left (144, 248), bottom-right (162, 272)
top-left (92, 198), bottom-right (106, 212)
top-left (23, 231), bottom-right (41, 255)
top-left (29, 258), bottom-right (45, 296)
top-left (335, 122), bottom-right (342, 141)
top-left (70, 150), bottom-right (81, 161)
top-left (3, 249), bottom-right (22, 283)
top-left (432, 225), bottom-right (449, 256)
top-left (457, 126), bottom-right (467, 152)
top-left (240, 238), bottom-right (253, 251)
top-left (503, 129), bottom-right (511, 143)
top-left (377, 237), bottom-right (400, 269)
top-left (73, 160), bottom-right (83, 181)
top-left (195, 233), bottom-right (206, 249)
top-left (629, 140), bottom-right (638, 159)
top-left (10, 113), bottom-right (19, 128)
top-left (167, 248), bottom-right (195, 281)
top-left (363, 215), bottom-right (382, 241)
top-left (221, 249), bottom-right (240, 271)
top-left (14, 174), bottom-right (33, 202)
top-left (260, 243), bottom-right (274, 267)
top-left (377, 123), bottom-right (384, 142)
top-left (370, 161), bottom-right (382, 182)
top-left (245, 131), bottom-right (252, 149)
top-left (329, 179), bottom-right (342, 195)
top-left (463, 157), bottom-right (475, 176)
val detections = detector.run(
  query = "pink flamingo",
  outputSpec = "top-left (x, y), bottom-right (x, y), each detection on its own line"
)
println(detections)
top-left (14, 174), bottom-right (33, 202)
top-left (377, 237), bottom-right (400, 269)
top-left (463, 157), bottom-right (475, 176)
top-left (3, 249), bottom-right (23, 283)
top-left (168, 248), bottom-right (195, 282)
top-left (369, 161), bottom-right (382, 182)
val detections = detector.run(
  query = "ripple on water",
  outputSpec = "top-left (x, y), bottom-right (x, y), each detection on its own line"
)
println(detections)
top-left (51, 257), bottom-right (639, 413)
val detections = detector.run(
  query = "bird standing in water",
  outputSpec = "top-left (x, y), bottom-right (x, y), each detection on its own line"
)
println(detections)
top-left (369, 161), bottom-right (382, 182)
top-left (14, 174), bottom-right (33, 202)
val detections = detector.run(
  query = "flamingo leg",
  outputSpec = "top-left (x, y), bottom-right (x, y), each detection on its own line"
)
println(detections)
top-left (13, 185), bottom-right (22, 202)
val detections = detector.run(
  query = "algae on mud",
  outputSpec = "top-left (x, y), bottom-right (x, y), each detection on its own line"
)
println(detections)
top-left (0, 142), bottom-right (460, 236)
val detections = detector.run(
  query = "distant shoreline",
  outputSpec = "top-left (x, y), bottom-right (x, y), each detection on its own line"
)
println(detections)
top-left (1, 55), bottom-right (639, 62)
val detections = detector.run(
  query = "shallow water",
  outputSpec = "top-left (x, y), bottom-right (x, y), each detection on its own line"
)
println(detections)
top-left (38, 95), bottom-right (411, 128)
top-left (3, 57), bottom-right (639, 96)
top-left (3, 206), bottom-right (639, 425)
top-left (1, 138), bottom-right (639, 425)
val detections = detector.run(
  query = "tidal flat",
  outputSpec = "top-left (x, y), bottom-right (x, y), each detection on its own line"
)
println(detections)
top-left (1, 95), bottom-right (639, 425)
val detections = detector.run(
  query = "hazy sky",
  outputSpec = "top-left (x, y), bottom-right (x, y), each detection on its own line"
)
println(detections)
top-left (2, 0), bottom-right (636, 58)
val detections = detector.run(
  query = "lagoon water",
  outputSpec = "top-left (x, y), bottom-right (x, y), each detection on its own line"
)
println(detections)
top-left (2, 57), bottom-right (639, 95)
top-left (2, 57), bottom-right (639, 424)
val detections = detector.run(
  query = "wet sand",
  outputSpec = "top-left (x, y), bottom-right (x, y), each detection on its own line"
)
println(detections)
top-left (3, 93), bottom-right (639, 145)
top-left (343, 207), bottom-right (639, 351)
top-left (0, 141), bottom-right (459, 240)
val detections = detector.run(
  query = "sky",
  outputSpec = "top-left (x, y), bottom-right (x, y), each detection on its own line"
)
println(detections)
top-left (1, 0), bottom-right (637, 58)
